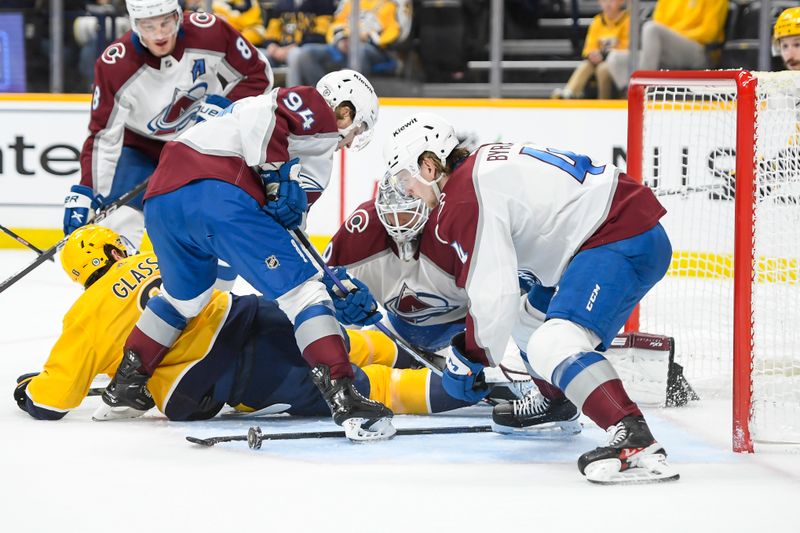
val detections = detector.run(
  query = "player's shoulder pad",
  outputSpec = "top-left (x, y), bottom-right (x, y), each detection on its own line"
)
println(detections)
top-left (277, 86), bottom-right (338, 134)
top-left (327, 201), bottom-right (391, 265)
top-left (181, 12), bottom-right (237, 49)
top-left (96, 32), bottom-right (143, 73)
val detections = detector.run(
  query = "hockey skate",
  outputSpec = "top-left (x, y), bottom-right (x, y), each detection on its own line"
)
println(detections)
top-left (311, 364), bottom-right (396, 442)
top-left (578, 415), bottom-right (679, 485)
top-left (491, 389), bottom-right (581, 435)
top-left (93, 349), bottom-right (155, 421)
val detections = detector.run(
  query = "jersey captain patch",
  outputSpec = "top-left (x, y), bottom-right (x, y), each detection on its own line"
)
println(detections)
top-left (385, 283), bottom-right (458, 324)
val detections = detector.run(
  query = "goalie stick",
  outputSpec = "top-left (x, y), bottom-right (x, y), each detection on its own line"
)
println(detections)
top-left (0, 179), bottom-right (149, 295)
top-left (187, 424), bottom-right (493, 449)
top-left (0, 225), bottom-right (54, 261)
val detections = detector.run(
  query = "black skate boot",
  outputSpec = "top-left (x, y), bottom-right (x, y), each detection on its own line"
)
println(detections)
top-left (577, 415), bottom-right (679, 484)
top-left (94, 349), bottom-right (155, 421)
top-left (310, 364), bottom-right (396, 442)
top-left (491, 390), bottom-right (581, 435)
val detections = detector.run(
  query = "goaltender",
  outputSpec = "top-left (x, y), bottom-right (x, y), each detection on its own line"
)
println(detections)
top-left (14, 225), bottom-right (470, 421)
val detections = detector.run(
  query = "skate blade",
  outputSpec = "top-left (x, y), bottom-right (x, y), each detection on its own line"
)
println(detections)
top-left (342, 417), bottom-right (397, 442)
top-left (584, 455), bottom-right (680, 485)
top-left (92, 403), bottom-right (149, 421)
top-left (491, 419), bottom-right (582, 437)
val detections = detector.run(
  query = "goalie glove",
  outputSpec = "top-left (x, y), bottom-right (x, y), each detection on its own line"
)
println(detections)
top-left (321, 267), bottom-right (383, 326)
top-left (194, 94), bottom-right (232, 124)
top-left (63, 184), bottom-right (103, 235)
top-left (261, 158), bottom-right (308, 230)
top-left (442, 332), bottom-right (489, 403)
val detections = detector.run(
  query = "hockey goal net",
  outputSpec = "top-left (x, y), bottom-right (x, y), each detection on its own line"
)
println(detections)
top-left (626, 70), bottom-right (800, 452)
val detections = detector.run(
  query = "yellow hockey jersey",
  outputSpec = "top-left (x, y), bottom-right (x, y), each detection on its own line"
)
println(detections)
top-left (25, 253), bottom-right (232, 417)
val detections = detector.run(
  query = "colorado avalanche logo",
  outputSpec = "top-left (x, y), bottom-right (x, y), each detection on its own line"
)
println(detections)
top-left (101, 43), bottom-right (126, 64)
top-left (147, 82), bottom-right (208, 135)
top-left (385, 283), bottom-right (458, 324)
top-left (345, 209), bottom-right (369, 233)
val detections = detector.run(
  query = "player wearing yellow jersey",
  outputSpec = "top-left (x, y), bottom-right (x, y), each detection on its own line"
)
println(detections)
top-left (13, 225), bottom-right (470, 421)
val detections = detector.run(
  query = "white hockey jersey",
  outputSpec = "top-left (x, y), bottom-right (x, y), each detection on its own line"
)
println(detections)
top-left (325, 201), bottom-right (468, 350)
top-left (146, 86), bottom-right (339, 206)
top-left (427, 143), bottom-right (666, 365)
top-left (80, 12), bottom-right (274, 197)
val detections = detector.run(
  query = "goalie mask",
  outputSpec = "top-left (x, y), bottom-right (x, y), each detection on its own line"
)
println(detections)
top-left (61, 225), bottom-right (129, 288)
top-left (316, 70), bottom-right (379, 151)
top-left (375, 172), bottom-right (430, 261)
top-left (383, 112), bottom-right (458, 200)
top-left (126, 0), bottom-right (181, 43)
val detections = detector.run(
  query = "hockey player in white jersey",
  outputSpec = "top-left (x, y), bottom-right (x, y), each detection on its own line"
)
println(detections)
top-left (99, 69), bottom-right (394, 441)
top-left (324, 173), bottom-right (582, 433)
top-left (383, 112), bottom-right (679, 483)
top-left (63, 0), bottom-right (274, 252)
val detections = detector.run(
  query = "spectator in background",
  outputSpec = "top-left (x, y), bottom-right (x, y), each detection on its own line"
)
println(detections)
top-left (606, 0), bottom-right (728, 90)
top-left (211, 0), bottom-right (268, 47)
top-left (552, 0), bottom-right (628, 99)
top-left (773, 6), bottom-right (800, 71)
top-left (287, 0), bottom-right (409, 87)
top-left (261, 0), bottom-right (336, 70)
top-left (74, 1), bottom-right (131, 90)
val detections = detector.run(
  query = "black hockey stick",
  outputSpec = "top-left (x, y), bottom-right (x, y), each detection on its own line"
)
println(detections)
top-left (0, 224), bottom-right (54, 261)
top-left (186, 424), bottom-right (494, 449)
top-left (290, 229), bottom-right (446, 377)
top-left (0, 179), bottom-right (149, 295)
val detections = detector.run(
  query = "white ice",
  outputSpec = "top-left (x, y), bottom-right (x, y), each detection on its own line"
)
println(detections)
top-left (1, 250), bottom-right (799, 533)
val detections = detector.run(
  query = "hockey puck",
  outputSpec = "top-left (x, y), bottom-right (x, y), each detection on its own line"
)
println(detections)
top-left (247, 426), bottom-right (263, 450)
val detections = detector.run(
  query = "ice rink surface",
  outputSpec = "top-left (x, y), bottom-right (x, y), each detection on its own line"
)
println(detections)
top-left (1, 250), bottom-right (799, 533)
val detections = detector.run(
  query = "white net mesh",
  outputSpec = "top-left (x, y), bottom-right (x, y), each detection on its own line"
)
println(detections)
top-left (634, 71), bottom-right (800, 444)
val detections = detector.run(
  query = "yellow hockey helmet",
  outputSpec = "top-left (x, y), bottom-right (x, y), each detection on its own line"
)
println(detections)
top-left (60, 225), bottom-right (127, 287)
top-left (773, 7), bottom-right (800, 54)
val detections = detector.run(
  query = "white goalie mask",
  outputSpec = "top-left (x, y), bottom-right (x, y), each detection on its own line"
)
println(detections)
top-left (316, 69), bottom-right (379, 151)
top-left (383, 112), bottom-right (459, 199)
top-left (375, 172), bottom-right (430, 261)
top-left (126, 0), bottom-right (181, 40)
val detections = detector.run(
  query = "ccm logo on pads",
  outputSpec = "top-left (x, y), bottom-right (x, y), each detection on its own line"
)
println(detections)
top-left (586, 284), bottom-right (600, 311)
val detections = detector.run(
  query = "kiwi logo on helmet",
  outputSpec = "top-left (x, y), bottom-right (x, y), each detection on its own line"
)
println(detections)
top-left (60, 225), bottom-right (128, 287)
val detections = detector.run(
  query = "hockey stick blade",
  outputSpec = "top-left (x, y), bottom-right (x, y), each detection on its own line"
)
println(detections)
top-left (186, 424), bottom-right (493, 448)
top-left (0, 179), bottom-right (149, 295)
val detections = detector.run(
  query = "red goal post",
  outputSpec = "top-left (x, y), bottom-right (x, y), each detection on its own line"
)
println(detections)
top-left (625, 70), bottom-right (800, 453)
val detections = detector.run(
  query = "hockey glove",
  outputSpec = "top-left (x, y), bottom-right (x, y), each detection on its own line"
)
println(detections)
top-left (322, 267), bottom-right (383, 326)
top-left (14, 372), bottom-right (39, 411)
top-left (194, 94), bottom-right (232, 124)
top-left (442, 333), bottom-right (489, 403)
top-left (63, 184), bottom-right (103, 235)
top-left (262, 158), bottom-right (308, 230)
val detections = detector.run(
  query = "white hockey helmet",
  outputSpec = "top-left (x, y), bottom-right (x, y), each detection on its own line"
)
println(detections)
top-left (375, 171), bottom-right (430, 261)
top-left (126, 0), bottom-right (181, 38)
top-left (316, 69), bottom-right (379, 151)
top-left (383, 112), bottom-right (459, 197)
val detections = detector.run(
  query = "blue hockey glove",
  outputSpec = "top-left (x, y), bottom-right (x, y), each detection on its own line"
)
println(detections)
top-left (195, 94), bottom-right (232, 124)
top-left (63, 184), bottom-right (103, 235)
top-left (14, 372), bottom-right (39, 411)
top-left (322, 267), bottom-right (383, 326)
top-left (442, 333), bottom-right (489, 403)
top-left (262, 158), bottom-right (307, 230)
